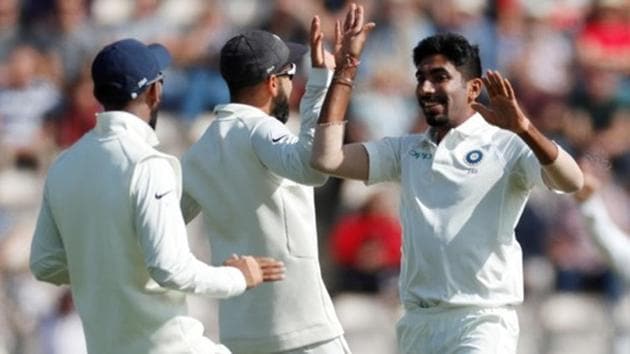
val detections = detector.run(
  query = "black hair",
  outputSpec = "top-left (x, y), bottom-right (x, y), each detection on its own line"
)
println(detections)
top-left (413, 33), bottom-right (482, 80)
top-left (93, 84), bottom-right (132, 111)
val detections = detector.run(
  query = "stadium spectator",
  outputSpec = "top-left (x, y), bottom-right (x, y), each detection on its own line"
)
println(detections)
top-left (48, 68), bottom-right (100, 148)
top-left (0, 44), bottom-right (61, 169)
top-left (180, 22), bottom-right (349, 353)
top-left (27, 0), bottom-right (100, 85)
top-left (329, 191), bottom-right (402, 294)
top-left (576, 0), bottom-right (630, 74)
top-left (310, 4), bottom-right (583, 353)
top-left (0, 0), bottom-right (22, 63)
top-left (29, 38), bottom-right (283, 354)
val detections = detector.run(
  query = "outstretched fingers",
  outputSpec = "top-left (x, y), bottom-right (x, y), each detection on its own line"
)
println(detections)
top-left (310, 16), bottom-right (324, 67)
top-left (482, 76), bottom-right (496, 97)
top-left (344, 3), bottom-right (356, 33)
top-left (351, 3), bottom-right (364, 34)
top-left (490, 70), bottom-right (512, 98)
top-left (504, 78), bottom-right (516, 100)
top-left (254, 257), bottom-right (285, 281)
top-left (334, 20), bottom-right (342, 55)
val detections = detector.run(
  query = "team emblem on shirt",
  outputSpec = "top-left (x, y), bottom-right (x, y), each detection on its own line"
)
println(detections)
top-left (465, 150), bottom-right (483, 165)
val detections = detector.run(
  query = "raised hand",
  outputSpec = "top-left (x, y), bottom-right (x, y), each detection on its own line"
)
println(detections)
top-left (310, 16), bottom-right (335, 70)
top-left (336, 3), bottom-right (375, 66)
top-left (471, 70), bottom-right (530, 134)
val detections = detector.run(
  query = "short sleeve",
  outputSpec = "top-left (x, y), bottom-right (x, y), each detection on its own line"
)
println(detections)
top-left (362, 137), bottom-right (402, 185)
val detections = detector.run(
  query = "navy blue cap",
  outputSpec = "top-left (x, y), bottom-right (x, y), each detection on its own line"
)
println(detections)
top-left (91, 38), bottom-right (171, 101)
top-left (220, 30), bottom-right (307, 89)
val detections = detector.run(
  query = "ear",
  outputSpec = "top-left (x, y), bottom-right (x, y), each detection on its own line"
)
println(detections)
top-left (266, 75), bottom-right (280, 97)
top-left (467, 78), bottom-right (483, 102)
top-left (146, 82), bottom-right (162, 109)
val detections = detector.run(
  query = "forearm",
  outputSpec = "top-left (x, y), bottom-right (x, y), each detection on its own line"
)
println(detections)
top-left (288, 67), bottom-right (333, 185)
top-left (318, 66), bottom-right (357, 125)
top-left (148, 256), bottom-right (246, 298)
top-left (311, 69), bottom-right (353, 173)
top-left (518, 124), bottom-right (583, 192)
top-left (311, 65), bottom-right (370, 178)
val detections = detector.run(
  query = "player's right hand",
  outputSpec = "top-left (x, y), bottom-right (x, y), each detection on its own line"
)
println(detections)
top-left (224, 255), bottom-right (285, 289)
top-left (224, 255), bottom-right (263, 288)
top-left (310, 16), bottom-right (335, 70)
top-left (253, 256), bottom-right (285, 282)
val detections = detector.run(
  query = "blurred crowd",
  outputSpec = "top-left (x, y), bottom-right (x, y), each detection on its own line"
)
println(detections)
top-left (0, 0), bottom-right (628, 353)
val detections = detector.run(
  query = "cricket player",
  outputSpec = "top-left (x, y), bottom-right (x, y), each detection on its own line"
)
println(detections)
top-left (180, 19), bottom-right (349, 354)
top-left (310, 4), bottom-right (584, 353)
top-left (30, 38), bottom-right (284, 354)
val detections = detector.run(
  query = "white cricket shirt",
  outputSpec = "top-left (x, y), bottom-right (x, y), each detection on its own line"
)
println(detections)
top-left (182, 68), bottom-right (344, 353)
top-left (364, 113), bottom-right (545, 308)
top-left (30, 111), bottom-right (245, 354)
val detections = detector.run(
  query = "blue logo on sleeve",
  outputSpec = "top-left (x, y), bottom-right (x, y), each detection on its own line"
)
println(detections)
top-left (465, 150), bottom-right (483, 165)
top-left (409, 149), bottom-right (432, 160)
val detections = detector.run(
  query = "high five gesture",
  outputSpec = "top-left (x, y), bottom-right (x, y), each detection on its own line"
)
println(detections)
top-left (471, 70), bottom-right (530, 134)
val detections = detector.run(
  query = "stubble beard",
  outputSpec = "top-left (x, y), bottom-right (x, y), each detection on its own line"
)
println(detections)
top-left (271, 90), bottom-right (290, 124)
top-left (149, 108), bottom-right (159, 130)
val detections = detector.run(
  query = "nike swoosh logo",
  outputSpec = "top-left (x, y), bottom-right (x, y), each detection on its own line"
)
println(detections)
top-left (271, 135), bottom-right (287, 143)
top-left (155, 190), bottom-right (172, 199)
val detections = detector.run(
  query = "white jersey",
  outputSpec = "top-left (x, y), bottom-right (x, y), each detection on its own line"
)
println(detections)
top-left (30, 111), bottom-right (245, 354)
top-left (182, 68), bottom-right (344, 352)
top-left (363, 113), bottom-right (545, 308)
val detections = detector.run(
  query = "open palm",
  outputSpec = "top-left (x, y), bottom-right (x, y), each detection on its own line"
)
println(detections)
top-left (310, 16), bottom-right (335, 70)
top-left (471, 70), bottom-right (530, 134)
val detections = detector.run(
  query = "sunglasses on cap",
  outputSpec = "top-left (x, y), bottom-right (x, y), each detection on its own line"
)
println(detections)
top-left (275, 63), bottom-right (296, 81)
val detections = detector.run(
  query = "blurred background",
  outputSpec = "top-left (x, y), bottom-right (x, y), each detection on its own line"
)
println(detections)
top-left (0, 0), bottom-right (628, 353)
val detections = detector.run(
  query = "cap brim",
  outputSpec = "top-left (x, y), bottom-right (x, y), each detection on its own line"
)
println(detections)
top-left (148, 43), bottom-right (172, 71)
top-left (286, 42), bottom-right (308, 66)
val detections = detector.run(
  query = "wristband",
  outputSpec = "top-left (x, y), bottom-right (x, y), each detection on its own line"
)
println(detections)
top-left (332, 76), bottom-right (353, 88)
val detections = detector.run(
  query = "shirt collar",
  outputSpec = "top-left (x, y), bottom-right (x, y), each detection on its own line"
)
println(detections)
top-left (452, 112), bottom-right (487, 137)
top-left (94, 111), bottom-right (159, 147)
top-left (424, 112), bottom-right (488, 143)
top-left (214, 103), bottom-right (269, 118)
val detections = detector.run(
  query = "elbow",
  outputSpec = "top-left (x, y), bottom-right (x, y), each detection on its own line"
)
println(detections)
top-left (306, 172), bottom-right (329, 187)
top-left (557, 168), bottom-right (584, 193)
top-left (310, 154), bottom-right (337, 175)
top-left (568, 172), bottom-right (585, 193)
top-left (30, 262), bottom-right (46, 282)
top-left (30, 261), bottom-right (68, 285)
top-left (147, 266), bottom-right (183, 290)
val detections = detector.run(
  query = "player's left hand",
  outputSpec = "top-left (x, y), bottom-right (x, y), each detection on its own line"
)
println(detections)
top-left (471, 70), bottom-right (530, 134)
top-left (336, 3), bottom-right (375, 65)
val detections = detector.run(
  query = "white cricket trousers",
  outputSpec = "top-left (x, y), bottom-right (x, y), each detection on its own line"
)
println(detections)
top-left (396, 305), bottom-right (519, 354)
